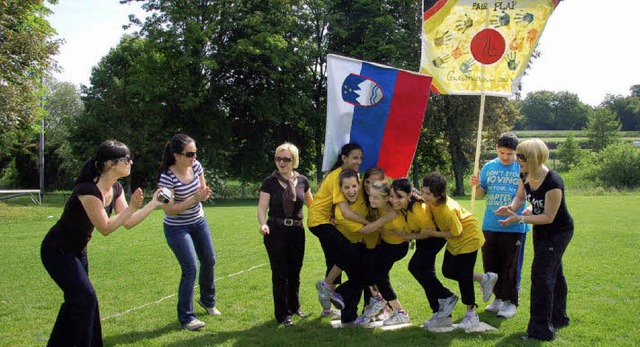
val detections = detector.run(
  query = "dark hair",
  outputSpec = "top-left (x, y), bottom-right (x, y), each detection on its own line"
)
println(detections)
top-left (421, 172), bottom-right (447, 205)
top-left (339, 169), bottom-right (359, 186)
top-left (158, 134), bottom-right (194, 180)
top-left (390, 178), bottom-right (424, 211)
top-left (363, 166), bottom-right (385, 208)
top-left (75, 140), bottom-right (130, 185)
top-left (497, 132), bottom-right (518, 150)
top-left (330, 143), bottom-right (363, 171)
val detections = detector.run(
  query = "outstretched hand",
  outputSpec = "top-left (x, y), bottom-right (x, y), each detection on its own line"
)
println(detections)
top-left (149, 188), bottom-right (165, 208)
top-left (129, 188), bottom-right (144, 209)
top-left (497, 208), bottom-right (519, 226)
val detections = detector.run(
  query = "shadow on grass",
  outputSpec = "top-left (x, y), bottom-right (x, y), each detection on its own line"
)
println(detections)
top-left (103, 322), bottom-right (177, 345)
top-left (495, 332), bottom-right (542, 346)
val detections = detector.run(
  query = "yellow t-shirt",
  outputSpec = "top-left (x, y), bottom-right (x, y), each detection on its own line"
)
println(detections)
top-left (406, 202), bottom-right (436, 233)
top-left (307, 168), bottom-right (347, 227)
top-left (334, 194), bottom-right (367, 244)
top-left (430, 197), bottom-right (484, 255)
top-left (380, 209), bottom-right (410, 245)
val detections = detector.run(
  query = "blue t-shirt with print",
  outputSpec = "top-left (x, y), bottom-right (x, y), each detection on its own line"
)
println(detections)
top-left (480, 158), bottom-right (528, 233)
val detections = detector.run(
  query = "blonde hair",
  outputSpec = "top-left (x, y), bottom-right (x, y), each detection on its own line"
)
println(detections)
top-left (274, 142), bottom-right (300, 168)
top-left (517, 138), bottom-right (549, 169)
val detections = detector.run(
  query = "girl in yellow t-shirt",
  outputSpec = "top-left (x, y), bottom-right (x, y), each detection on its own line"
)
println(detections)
top-left (420, 172), bottom-right (498, 330)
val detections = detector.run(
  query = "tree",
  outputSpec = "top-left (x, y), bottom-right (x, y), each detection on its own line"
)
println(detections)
top-left (600, 93), bottom-right (640, 131)
top-left (0, 0), bottom-right (60, 139)
top-left (584, 108), bottom-right (621, 152)
top-left (517, 91), bottom-right (591, 130)
top-left (555, 132), bottom-right (583, 171)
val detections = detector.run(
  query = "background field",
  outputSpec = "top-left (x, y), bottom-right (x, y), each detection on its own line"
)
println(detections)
top-left (1, 194), bottom-right (639, 346)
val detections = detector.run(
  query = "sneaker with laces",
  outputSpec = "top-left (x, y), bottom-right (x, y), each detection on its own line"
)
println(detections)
top-left (383, 309), bottom-right (409, 326)
top-left (480, 272), bottom-right (498, 302)
top-left (485, 298), bottom-right (504, 312)
top-left (321, 308), bottom-right (341, 319)
top-left (353, 315), bottom-right (371, 326)
top-left (362, 297), bottom-right (387, 317)
top-left (316, 280), bottom-right (332, 310)
top-left (197, 299), bottom-right (221, 316)
top-left (182, 319), bottom-right (205, 331)
top-left (329, 291), bottom-right (345, 310)
top-left (423, 313), bottom-right (453, 328)
top-left (436, 294), bottom-right (458, 319)
top-left (497, 301), bottom-right (517, 318)
top-left (457, 311), bottom-right (480, 330)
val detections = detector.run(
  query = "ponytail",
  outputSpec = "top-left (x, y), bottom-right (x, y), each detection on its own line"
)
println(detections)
top-left (330, 142), bottom-right (363, 172)
top-left (158, 134), bottom-right (194, 182)
top-left (74, 158), bottom-right (100, 185)
top-left (74, 140), bottom-right (130, 186)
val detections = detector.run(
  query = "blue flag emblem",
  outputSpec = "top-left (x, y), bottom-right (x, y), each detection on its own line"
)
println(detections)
top-left (342, 74), bottom-right (384, 107)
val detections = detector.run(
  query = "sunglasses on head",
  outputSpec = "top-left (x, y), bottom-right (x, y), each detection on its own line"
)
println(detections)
top-left (275, 156), bottom-right (293, 163)
top-left (516, 153), bottom-right (527, 162)
top-left (180, 151), bottom-right (197, 158)
top-left (115, 155), bottom-right (132, 163)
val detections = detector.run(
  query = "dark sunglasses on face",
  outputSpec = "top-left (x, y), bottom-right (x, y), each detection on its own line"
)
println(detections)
top-left (516, 153), bottom-right (527, 162)
top-left (275, 156), bottom-right (293, 163)
top-left (180, 151), bottom-right (197, 158)
top-left (115, 155), bottom-right (132, 163)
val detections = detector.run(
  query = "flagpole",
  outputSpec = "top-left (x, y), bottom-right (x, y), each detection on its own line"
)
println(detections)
top-left (470, 91), bottom-right (485, 213)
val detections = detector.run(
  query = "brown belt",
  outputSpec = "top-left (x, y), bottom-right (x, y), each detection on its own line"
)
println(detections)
top-left (268, 217), bottom-right (303, 227)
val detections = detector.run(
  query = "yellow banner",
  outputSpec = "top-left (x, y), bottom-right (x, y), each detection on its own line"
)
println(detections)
top-left (420, 0), bottom-right (558, 96)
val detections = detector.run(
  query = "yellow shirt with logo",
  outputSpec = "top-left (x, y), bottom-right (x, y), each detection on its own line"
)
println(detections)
top-left (307, 168), bottom-right (346, 228)
top-left (380, 208), bottom-right (410, 245)
top-left (430, 197), bottom-right (484, 255)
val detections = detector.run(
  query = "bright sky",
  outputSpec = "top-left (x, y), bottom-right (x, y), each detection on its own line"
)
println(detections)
top-left (49, 0), bottom-right (640, 106)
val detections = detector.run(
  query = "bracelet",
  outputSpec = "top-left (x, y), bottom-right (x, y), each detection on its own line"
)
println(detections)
top-left (519, 215), bottom-right (525, 224)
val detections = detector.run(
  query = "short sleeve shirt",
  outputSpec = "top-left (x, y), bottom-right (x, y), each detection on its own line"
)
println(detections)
top-left (260, 173), bottom-right (310, 220)
top-left (479, 158), bottom-right (528, 233)
top-left (158, 160), bottom-right (205, 226)
top-left (307, 168), bottom-right (347, 227)
top-left (524, 170), bottom-right (574, 233)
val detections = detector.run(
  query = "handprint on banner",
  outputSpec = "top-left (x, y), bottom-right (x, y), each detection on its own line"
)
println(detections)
top-left (509, 35), bottom-right (524, 51)
top-left (455, 14), bottom-right (474, 34)
top-left (490, 11), bottom-right (511, 28)
top-left (503, 52), bottom-right (519, 71)
top-left (432, 55), bottom-right (451, 68)
top-left (526, 29), bottom-right (539, 46)
top-left (460, 58), bottom-right (476, 74)
top-left (451, 39), bottom-right (469, 60)
top-left (434, 30), bottom-right (454, 47)
top-left (515, 11), bottom-right (535, 26)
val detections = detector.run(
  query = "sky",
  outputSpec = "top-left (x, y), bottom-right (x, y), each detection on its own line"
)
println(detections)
top-left (48, 0), bottom-right (640, 107)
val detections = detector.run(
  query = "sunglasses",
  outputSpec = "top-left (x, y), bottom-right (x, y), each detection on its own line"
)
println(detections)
top-left (516, 153), bottom-right (527, 162)
top-left (180, 151), bottom-right (197, 158)
top-left (275, 156), bottom-right (293, 163)
top-left (115, 155), bottom-right (132, 163)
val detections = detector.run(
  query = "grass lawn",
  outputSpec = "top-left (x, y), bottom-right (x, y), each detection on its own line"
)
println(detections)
top-left (1, 194), bottom-right (639, 346)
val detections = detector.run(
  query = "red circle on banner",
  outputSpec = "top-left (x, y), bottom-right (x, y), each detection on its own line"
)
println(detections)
top-left (470, 28), bottom-right (506, 65)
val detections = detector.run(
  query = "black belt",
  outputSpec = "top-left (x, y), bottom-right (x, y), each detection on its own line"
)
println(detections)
top-left (268, 217), bottom-right (303, 227)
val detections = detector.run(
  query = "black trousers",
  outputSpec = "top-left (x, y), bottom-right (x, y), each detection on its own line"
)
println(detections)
top-left (263, 222), bottom-right (305, 323)
top-left (369, 241), bottom-right (409, 302)
top-left (482, 231), bottom-right (525, 305)
top-left (442, 249), bottom-right (478, 306)
top-left (408, 237), bottom-right (454, 313)
top-left (334, 242), bottom-right (367, 323)
top-left (528, 228), bottom-right (573, 340)
top-left (41, 235), bottom-right (103, 347)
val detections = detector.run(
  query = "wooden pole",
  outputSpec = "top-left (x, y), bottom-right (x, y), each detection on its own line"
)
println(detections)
top-left (469, 91), bottom-right (486, 213)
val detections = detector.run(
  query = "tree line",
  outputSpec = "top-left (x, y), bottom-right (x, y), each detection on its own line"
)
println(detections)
top-left (2, 0), bottom-right (639, 195)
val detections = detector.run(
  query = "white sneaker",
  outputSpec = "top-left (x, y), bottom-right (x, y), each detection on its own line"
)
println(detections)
top-left (316, 280), bottom-right (332, 310)
top-left (485, 298), bottom-right (504, 312)
top-left (321, 308), bottom-right (341, 319)
top-left (362, 297), bottom-right (387, 317)
top-left (497, 301), bottom-right (517, 318)
top-left (480, 273), bottom-right (498, 302)
top-left (436, 294), bottom-right (458, 319)
top-left (373, 305), bottom-right (392, 322)
top-left (423, 313), bottom-right (453, 328)
top-left (383, 309), bottom-right (409, 326)
top-left (457, 311), bottom-right (480, 330)
top-left (182, 319), bottom-right (205, 331)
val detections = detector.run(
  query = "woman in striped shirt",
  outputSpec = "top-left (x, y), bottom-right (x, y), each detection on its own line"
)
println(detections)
top-left (158, 134), bottom-right (218, 331)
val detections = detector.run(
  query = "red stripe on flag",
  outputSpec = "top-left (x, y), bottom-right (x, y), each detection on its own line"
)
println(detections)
top-left (423, 0), bottom-right (448, 21)
top-left (377, 72), bottom-right (432, 178)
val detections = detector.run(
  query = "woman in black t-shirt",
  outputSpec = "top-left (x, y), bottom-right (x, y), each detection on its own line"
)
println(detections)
top-left (257, 143), bottom-right (313, 327)
top-left (497, 138), bottom-right (574, 341)
top-left (41, 140), bottom-right (163, 346)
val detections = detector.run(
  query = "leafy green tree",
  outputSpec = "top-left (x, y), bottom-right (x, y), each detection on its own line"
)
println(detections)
top-left (600, 93), bottom-right (640, 131)
top-left (555, 132), bottom-right (583, 171)
top-left (0, 0), bottom-right (60, 139)
top-left (576, 142), bottom-right (640, 189)
top-left (518, 90), bottom-right (591, 130)
top-left (584, 108), bottom-right (621, 152)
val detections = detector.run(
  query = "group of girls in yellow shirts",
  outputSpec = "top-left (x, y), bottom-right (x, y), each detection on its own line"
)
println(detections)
top-left (308, 143), bottom-right (498, 330)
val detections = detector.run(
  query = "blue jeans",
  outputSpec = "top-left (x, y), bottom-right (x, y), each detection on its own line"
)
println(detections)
top-left (164, 217), bottom-right (217, 325)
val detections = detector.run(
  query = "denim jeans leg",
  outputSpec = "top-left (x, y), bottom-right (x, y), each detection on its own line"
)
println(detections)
top-left (191, 218), bottom-right (217, 308)
top-left (164, 223), bottom-right (199, 325)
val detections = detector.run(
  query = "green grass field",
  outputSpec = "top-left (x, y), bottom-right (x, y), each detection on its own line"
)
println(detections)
top-left (1, 194), bottom-right (639, 346)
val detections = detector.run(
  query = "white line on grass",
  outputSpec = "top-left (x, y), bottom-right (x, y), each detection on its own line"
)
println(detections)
top-left (101, 263), bottom-right (268, 321)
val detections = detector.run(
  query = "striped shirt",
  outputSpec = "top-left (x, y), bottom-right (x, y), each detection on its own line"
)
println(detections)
top-left (159, 160), bottom-right (205, 226)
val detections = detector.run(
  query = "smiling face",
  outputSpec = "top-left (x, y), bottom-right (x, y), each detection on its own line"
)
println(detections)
top-left (421, 186), bottom-right (438, 205)
top-left (275, 149), bottom-right (293, 176)
top-left (341, 149), bottom-right (363, 172)
top-left (363, 172), bottom-right (385, 195)
top-left (340, 176), bottom-right (360, 203)
top-left (389, 188), bottom-right (409, 210)
top-left (174, 141), bottom-right (197, 168)
top-left (368, 188), bottom-right (389, 209)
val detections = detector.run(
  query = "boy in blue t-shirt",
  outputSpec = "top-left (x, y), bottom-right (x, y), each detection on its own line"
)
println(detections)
top-left (470, 132), bottom-right (528, 318)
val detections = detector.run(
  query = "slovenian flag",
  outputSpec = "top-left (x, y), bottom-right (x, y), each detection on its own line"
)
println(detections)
top-left (322, 54), bottom-right (432, 178)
